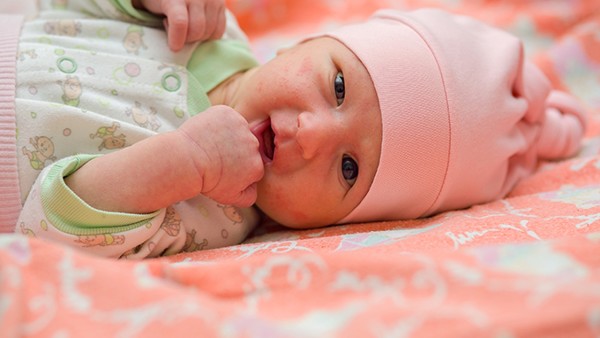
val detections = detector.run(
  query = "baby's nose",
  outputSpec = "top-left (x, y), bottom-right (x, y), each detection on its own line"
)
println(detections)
top-left (296, 111), bottom-right (339, 159)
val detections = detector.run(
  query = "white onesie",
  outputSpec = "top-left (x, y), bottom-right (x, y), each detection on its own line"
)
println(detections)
top-left (11, 0), bottom-right (260, 258)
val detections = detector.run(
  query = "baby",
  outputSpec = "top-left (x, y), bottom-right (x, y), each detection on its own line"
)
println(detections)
top-left (0, 0), bottom-right (587, 258)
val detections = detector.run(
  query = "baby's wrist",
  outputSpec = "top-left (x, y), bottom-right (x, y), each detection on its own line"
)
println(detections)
top-left (171, 128), bottom-right (213, 194)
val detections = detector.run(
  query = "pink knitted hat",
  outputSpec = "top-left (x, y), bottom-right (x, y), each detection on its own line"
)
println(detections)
top-left (323, 9), bottom-right (586, 224)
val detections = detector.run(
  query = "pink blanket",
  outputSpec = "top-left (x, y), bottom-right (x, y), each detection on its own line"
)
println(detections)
top-left (2, 0), bottom-right (600, 336)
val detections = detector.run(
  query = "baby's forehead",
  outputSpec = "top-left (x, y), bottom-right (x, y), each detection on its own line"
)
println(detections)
top-left (300, 36), bottom-right (365, 62)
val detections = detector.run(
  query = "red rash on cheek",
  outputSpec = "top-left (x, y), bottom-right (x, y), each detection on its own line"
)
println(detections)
top-left (297, 56), bottom-right (313, 77)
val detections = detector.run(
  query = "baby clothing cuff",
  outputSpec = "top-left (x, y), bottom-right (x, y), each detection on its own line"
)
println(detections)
top-left (41, 154), bottom-right (160, 236)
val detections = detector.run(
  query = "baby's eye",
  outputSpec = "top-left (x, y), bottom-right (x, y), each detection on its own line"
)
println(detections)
top-left (342, 155), bottom-right (358, 186)
top-left (334, 72), bottom-right (345, 106)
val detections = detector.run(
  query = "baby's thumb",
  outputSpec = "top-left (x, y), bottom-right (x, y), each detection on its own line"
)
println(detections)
top-left (231, 183), bottom-right (258, 208)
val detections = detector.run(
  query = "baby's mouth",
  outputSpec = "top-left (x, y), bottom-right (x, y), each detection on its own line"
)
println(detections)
top-left (263, 124), bottom-right (275, 161)
top-left (251, 119), bottom-right (275, 163)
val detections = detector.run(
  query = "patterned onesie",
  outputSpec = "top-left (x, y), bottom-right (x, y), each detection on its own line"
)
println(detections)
top-left (11, 0), bottom-right (261, 258)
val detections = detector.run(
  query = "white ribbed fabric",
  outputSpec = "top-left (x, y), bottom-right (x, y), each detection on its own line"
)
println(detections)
top-left (0, 15), bottom-right (24, 233)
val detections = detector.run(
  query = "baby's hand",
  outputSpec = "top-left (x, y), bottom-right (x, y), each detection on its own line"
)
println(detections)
top-left (133, 0), bottom-right (226, 51)
top-left (177, 105), bottom-right (264, 208)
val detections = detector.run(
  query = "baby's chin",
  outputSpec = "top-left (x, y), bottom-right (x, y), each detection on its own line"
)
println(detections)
top-left (255, 202), bottom-right (334, 230)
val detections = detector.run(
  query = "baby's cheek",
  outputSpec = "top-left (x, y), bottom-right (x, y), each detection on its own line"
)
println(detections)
top-left (296, 56), bottom-right (313, 77)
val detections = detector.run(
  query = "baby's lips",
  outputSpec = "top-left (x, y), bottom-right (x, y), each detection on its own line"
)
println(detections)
top-left (250, 119), bottom-right (272, 164)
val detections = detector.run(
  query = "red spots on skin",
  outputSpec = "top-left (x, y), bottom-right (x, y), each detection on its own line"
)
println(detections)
top-left (297, 56), bottom-right (313, 77)
top-left (257, 80), bottom-right (265, 93)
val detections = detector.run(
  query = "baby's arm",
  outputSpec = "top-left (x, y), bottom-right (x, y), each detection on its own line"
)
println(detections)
top-left (16, 105), bottom-right (262, 257)
top-left (16, 106), bottom-right (262, 257)
top-left (65, 105), bottom-right (263, 213)
top-left (132, 0), bottom-right (226, 51)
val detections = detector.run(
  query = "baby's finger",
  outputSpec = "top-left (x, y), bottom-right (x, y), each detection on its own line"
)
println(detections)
top-left (164, 1), bottom-right (189, 51)
top-left (209, 6), bottom-right (226, 40)
top-left (186, 1), bottom-right (206, 42)
top-left (201, 2), bottom-right (219, 41)
top-left (231, 183), bottom-right (258, 208)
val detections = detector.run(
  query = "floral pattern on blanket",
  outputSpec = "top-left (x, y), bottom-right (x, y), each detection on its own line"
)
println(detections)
top-left (2, 0), bottom-right (600, 337)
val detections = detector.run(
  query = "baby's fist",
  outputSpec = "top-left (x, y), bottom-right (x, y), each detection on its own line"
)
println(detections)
top-left (177, 105), bottom-right (263, 207)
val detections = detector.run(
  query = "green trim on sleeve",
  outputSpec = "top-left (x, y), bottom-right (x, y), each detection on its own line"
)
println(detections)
top-left (109, 0), bottom-right (163, 25)
top-left (187, 39), bottom-right (259, 115)
top-left (40, 155), bottom-right (161, 236)
top-left (186, 75), bottom-right (212, 117)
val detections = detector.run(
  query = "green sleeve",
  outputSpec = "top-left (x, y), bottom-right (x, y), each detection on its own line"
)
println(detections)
top-left (41, 155), bottom-right (161, 236)
top-left (109, 0), bottom-right (163, 25)
top-left (107, 1), bottom-right (259, 116)
top-left (187, 39), bottom-right (259, 106)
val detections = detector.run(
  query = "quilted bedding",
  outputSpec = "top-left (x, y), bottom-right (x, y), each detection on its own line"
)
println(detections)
top-left (2, 0), bottom-right (600, 337)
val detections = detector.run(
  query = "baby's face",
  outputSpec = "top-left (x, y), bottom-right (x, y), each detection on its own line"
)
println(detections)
top-left (234, 37), bottom-right (382, 228)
